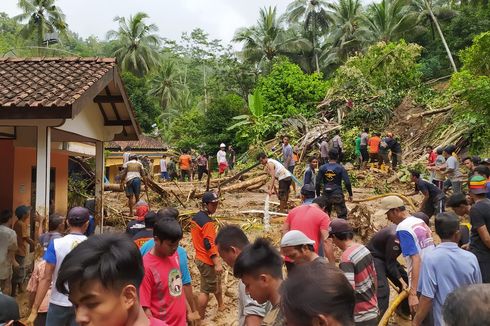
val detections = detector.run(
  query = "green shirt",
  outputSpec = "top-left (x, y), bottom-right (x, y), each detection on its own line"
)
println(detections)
top-left (355, 137), bottom-right (361, 156)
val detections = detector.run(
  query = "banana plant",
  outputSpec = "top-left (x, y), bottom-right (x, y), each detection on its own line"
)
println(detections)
top-left (228, 89), bottom-right (265, 130)
top-left (228, 89), bottom-right (281, 143)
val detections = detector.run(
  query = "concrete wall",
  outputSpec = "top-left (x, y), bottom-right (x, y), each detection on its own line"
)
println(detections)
top-left (0, 140), bottom-right (15, 211)
top-left (8, 147), bottom-right (69, 215)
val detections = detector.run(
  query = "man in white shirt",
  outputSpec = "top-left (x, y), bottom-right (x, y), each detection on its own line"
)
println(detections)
top-left (257, 152), bottom-right (292, 211)
top-left (217, 143), bottom-right (228, 177)
top-left (159, 154), bottom-right (169, 181)
top-left (0, 210), bottom-right (17, 294)
top-left (376, 196), bottom-right (435, 320)
top-left (120, 155), bottom-right (146, 217)
top-left (27, 207), bottom-right (90, 326)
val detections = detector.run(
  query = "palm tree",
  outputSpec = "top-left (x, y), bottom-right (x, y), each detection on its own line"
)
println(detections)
top-left (321, 0), bottom-right (364, 68)
top-left (15, 0), bottom-right (67, 50)
top-left (107, 12), bottom-right (160, 77)
top-left (148, 60), bottom-right (186, 110)
top-left (232, 6), bottom-right (311, 68)
top-left (411, 0), bottom-right (457, 71)
top-left (286, 0), bottom-right (331, 73)
top-left (359, 0), bottom-right (419, 43)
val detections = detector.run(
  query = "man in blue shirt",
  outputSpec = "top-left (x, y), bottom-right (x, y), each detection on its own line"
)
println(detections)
top-left (414, 212), bottom-right (482, 326)
top-left (315, 149), bottom-right (353, 219)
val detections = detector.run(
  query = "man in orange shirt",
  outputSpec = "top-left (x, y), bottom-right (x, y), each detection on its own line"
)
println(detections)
top-left (368, 133), bottom-right (381, 164)
top-left (191, 192), bottom-right (224, 319)
top-left (179, 149), bottom-right (192, 182)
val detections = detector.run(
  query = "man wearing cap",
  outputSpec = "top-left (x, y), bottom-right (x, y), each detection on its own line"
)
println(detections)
top-left (191, 191), bottom-right (224, 318)
top-left (120, 154), bottom-right (147, 217)
top-left (468, 175), bottom-right (490, 283)
top-left (329, 219), bottom-right (379, 325)
top-left (316, 148), bottom-right (353, 220)
top-left (376, 196), bottom-right (434, 318)
top-left (280, 230), bottom-right (327, 267)
top-left (27, 207), bottom-right (90, 326)
top-left (12, 205), bottom-right (35, 297)
top-left (282, 184), bottom-right (333, 268)
top-left (217, 143), bottom-right (228, 177)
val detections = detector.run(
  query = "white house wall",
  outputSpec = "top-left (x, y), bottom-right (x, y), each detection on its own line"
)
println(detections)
top-left (57, 101), bottom-right (123, 142)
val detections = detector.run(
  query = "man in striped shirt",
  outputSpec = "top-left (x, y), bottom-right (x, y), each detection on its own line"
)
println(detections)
top-left (330, 219), bottom-right (379, 325)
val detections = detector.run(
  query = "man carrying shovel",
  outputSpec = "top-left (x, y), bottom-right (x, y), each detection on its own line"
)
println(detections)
top-left (120, 155), bottom-right (148, 217)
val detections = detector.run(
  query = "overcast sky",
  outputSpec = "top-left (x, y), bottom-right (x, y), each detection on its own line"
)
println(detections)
top-left (0, 0), bottom-right (294, 43)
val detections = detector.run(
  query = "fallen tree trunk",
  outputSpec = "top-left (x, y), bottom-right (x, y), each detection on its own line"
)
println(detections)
top-left (193, 174), bottom-right (268, 198)
top-left (406, 106), bottom-right (451, 120)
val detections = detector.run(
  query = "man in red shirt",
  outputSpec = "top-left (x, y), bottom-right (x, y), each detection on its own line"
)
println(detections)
top-left (426, 145), bottom-right (438, 182)
top-left (191, 192), bottom-right (224, 319)
top-left (282, 185), bottom-right (334, 271)
top-left (140, 218), bottom-right (186, 325)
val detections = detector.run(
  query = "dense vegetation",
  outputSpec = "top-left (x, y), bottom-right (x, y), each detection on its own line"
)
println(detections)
top-left (1, 0), bottom-right (489, 156)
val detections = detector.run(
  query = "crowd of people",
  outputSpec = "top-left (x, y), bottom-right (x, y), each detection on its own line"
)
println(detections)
top-left (1, 134), bottom-right (490, 326)
top-left (121, 144), bottom-right (237, 185)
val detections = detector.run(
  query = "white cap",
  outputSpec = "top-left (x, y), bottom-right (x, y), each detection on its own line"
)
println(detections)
top-left (220, 143), bottom-right (226, 148)
top-left (280, 230), bottom-right (315, 247)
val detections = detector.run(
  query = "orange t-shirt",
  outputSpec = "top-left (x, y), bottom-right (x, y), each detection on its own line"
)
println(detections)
top-left (368, 136), bottom-right (381, 153)
top-left (190, 211), bottom-right (218, 266)
top-left (179, 154), bottom-right (192, 170)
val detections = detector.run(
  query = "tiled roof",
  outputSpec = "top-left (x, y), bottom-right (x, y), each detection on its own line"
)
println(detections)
top-left (106, 135), bottom-right (167, 151)
top-left (0, 57), bottom-right (116, 108)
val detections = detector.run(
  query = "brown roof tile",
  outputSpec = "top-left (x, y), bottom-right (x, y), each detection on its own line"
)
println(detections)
top-left (0, 57), bottom-right (116, 108)
top-left (106, 135), bottom-right (167, 151)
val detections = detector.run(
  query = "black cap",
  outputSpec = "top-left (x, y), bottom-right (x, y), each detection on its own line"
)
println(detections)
top-left (0, 292), bottom-right (20, 322)
top-left (300, 184), bottom-right (316, 198)
top-left (202, 192), bottom-right (219, 204)
top-left (67, 207), bottom-right (90, 224)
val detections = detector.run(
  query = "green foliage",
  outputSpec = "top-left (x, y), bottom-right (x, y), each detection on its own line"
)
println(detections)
top-left (459, 31), bottom-right (490, 76)
top-left (327, 41), bottom-right (422, 128)
top-left (344, 40), bottom-right (422, 90)
top-left (417, 5), bottom-right (490, 79)
top-left (121, 72), bottom-right (160, 133)
top-left (446, 31), bottom-right (490, 153)
top-left (168, 107), bottom-right (204, 150)
top-left (15, 0), bottom-right (68, 48)
top-left (168, 93), bottom-right (246, 154)
top-left (256, 59), bottom-right (328, 117)
top-left (340, 126), bottom-right (361, 162)
top-left (449, 70), bottom-right (490, 153)
top-left (360, 0), bottom-right (419, 43)
top-left (107, 12), bottom-right (160, 77)
top-left (201, 93), bottom-right (246, 153)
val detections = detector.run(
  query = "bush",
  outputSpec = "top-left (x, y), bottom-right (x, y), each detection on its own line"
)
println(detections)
top-left (255, 59), bottom-right (328, 118)
top-left (448, 31), bottom-right (490, 153)
top-left (325, 41), bottom-right (422, 130)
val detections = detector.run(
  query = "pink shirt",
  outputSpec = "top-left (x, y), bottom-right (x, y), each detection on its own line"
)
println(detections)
top-left (140, 252), bottom-right (186, 326)
top-left (285, 205), bottom-right (330, 260)
top-left (27, 259), bottom-right (51, 313)
top-left (150, 317), bottom-right (168, 325)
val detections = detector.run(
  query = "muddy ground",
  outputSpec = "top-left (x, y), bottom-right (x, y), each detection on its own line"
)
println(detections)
top-left (102, 169), bottom-right (421, 325)
top-left (17, 168), bottom-right (433, 325)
